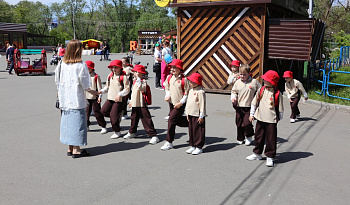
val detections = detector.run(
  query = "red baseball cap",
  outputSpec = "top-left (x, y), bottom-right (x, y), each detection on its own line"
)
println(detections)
top-left (85, 60), bottom-right (95, 69)
top-left (187, 73), bottom-right (203, 86)
top-left (261, 70), bottom-right (279, 87)
top-left (108, 60), bottom-right (123, 69)
top-left (283, 71), bottom-right (293, 78)
top-left (230, 60), bottom-right (240, 67)
top-left (169, 59), bottom-right (184, 70)
top-left (132, 64), bottom-right (147, 74)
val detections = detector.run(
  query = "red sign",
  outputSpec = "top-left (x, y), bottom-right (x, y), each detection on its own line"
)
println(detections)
top-left (88, 41), bottom-right (98, 48)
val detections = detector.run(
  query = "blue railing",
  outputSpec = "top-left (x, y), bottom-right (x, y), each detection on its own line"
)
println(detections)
top-left (311, 46), bottom-right (350, 100)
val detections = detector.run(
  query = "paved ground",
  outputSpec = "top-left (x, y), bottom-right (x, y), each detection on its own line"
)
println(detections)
top-left (1, 53), bottom-right (350, 205)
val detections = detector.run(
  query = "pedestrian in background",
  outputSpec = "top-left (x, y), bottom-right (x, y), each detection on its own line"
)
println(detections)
top-left (153, 43), bottom-right (162, 89)
top-left (161, 41), bottom-right (172, 89)
top-left (6, 43), bottom-right (16, 74)
top-left (55, 39), bottom-right (98, 158)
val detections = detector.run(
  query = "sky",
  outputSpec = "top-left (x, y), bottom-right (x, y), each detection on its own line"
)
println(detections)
top-left (7, 0), bottom-right (64, 5)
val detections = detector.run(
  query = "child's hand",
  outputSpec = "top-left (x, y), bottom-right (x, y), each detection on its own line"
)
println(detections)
top-left (197, 118), bottom-right (204, 124)
top-left (290, 98), bottom-right (293, 102)
top-left (89, 90), bottom-right (99, 97)
top-left (187, 115), bottom-right (189, 122)
top-left (249, 116), bottom-right (254, 122)
top-left (128, 102), bottom-right (132, 108)
top-left (164, 97), bottom-right (170, 102)
top-left (174, 102), bottom-right (183, 109)
top-left (232, 98), bottom-right (237, 104)
top-left (305, 97), bottom-right (308, 101)
top-left (98, 90), bottom-right (102, 94)
top-left (115, 95), bottom-right (121, 102)
top-left (97, 98), bottom-right (101, 103)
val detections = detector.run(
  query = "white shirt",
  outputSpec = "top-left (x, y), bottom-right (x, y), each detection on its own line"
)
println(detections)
top-left (55, 61), bottom-right (91, 110)
top-left (154, 49), bottom-right (161, 63)
top-left (162, 47), bottom-right (172, 58)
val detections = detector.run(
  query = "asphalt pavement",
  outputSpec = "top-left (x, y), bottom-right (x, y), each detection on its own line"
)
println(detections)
top-left (1, 53), bottom-right (350, 205)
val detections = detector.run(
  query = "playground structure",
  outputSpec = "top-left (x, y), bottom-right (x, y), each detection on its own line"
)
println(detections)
top-left (13, 49), bottom-right (47, 75)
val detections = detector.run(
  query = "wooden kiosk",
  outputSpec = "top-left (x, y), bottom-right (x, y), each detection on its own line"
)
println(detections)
top-left (164, 0), bottom-right (324, 93)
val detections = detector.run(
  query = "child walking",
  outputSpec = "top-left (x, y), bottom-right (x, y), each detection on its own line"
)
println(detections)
top-left (227, 60), bottom-right (240, 110)
top-left (231, 64), bottom-right (261, 146)
top-left (123, 64), bottom-right (159, 145)
top-left (283, 71), bottom-right (308, 123)
top-left (185, 73), bottom-right (206, 155)
top-left (161, 59), bottom-right (189, 151)
top-left (247, 70), bottom-right (283, 167)
top-left (85, 60), bottom-right (107, 134)
top-left (99, 60), bottom-right (130, 139)
top-left (121, 56), bottom-right (133, 120)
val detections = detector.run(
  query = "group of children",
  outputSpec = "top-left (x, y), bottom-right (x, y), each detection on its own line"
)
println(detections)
top-left (228, 60), bottom-right (308, 167)
top-left (84, 57), bottom-right (206, 155)
top-left (83, 57), bottom-right (308, 162)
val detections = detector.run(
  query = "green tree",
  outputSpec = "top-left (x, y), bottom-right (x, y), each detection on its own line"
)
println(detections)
top-left (0, 0), bottom-right (14, 22)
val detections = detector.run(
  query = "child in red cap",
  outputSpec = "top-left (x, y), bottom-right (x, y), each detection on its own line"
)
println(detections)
top-left (99, 60), bottom-right (130, 139)
top-left (227, 60), bottom-right (240, 111)
top-left (283, 71), bottom-right (308, 123)
top-left (161, 59), bottom-right (189, 151)
top-left (247, 70), bottom-right (284, 167)
top-left (185, 73), bottom-right (206, 155)
top-left (85, 60), bottom-right (107, 134)
top-left (123, 64), bottom-right (159, 145)
top-left (231, 64), bottom-right (261, 146)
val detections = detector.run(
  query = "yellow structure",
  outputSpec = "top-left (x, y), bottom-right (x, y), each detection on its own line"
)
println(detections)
top-left (154, 0), bottom-right (171, 7)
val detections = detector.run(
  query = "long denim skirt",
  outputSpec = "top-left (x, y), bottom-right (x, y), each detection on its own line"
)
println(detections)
top-left (60, 109), bottom-right (87, 146)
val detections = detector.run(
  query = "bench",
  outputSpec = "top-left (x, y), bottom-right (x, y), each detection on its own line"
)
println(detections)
top-left (19, 49), bottom-right (43, 55)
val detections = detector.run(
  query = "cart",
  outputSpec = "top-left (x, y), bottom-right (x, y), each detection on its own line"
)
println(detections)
top-left (13, 49), bottom-right (47, 76)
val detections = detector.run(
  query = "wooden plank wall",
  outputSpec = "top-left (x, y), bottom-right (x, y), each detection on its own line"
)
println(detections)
top-left (178, 5), bottom-right (266, 92)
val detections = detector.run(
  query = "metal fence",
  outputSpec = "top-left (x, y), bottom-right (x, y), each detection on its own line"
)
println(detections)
top-left (310, 46), bottom-right (350, 100)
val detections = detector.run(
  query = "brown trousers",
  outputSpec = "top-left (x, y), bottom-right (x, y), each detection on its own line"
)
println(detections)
top-left (253, 120), bottom-right (277, 158)
top-left (121, 96), bottom-right (129, 116)
top-left (86, 99), bottom-right (106, 128)
top-left (188, 116), bottom-right (205, 148)
top-left (235, 107), bottom-right (254, 141)
top-left (290, 93), bottom-right (300, 119)
top-left (101, 100), bottom-right (123, 132)
top-left (129, 107), bottom-right (157, 136)
top-left (166, 103), bottom-right (189, 142)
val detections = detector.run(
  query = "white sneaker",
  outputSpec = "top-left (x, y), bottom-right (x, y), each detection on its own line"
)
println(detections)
top-left (164, 116), bottom-right (169, 121)
top-left (245, 137), bottom-right (252, 146)
top-left (160, 141), bottom-right (173, 150)
top-left (149, 136), bottom-right (159, 145)
top-left (246, 153), bottom-right (263, 160)
top-left (110, 132), bottom-right (122, 139)
top-left (100, 127), bottom-right (108, 134)
top-left (186, 146), bottom-right (196, 154)
top-left (122, 115), bottom-right (130, 120)
top-left (290, 118), bottom-right (296, 123)
top-left (237, 140), bottom-right (244, 145)
top-left (123, 132), bottom-right (135, 139)
top-left (266, 157), bottom-right (274, 167)
top-left (192, 147), bottom-right (203, 155)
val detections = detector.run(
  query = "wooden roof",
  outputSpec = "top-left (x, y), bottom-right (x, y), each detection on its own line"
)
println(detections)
top-left (169, 0), bottom-right (308, 16)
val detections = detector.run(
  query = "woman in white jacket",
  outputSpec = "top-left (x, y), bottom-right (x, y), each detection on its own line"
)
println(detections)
top-left (55, 39), bottom-right (98, 158)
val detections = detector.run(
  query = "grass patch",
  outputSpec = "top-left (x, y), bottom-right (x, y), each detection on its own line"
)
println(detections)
top-left (309, 66), bottom-right (350, 106)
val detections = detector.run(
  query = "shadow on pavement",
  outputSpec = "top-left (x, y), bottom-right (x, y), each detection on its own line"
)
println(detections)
top-left (297, 117), bottom-right (317, 122)
top-left (275, 151), bottom-right (313, 164)
top-left (87, 141), bottom-right (148, 156)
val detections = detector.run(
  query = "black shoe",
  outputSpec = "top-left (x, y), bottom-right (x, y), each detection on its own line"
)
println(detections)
top-left (8, 72), bottom-right (13, 75)
top-left (72, 149), bottom-right (90, 158)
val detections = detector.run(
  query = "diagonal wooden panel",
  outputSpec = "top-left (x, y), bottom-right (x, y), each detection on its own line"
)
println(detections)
top-left (179, 6), bottom-right (265, 91)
